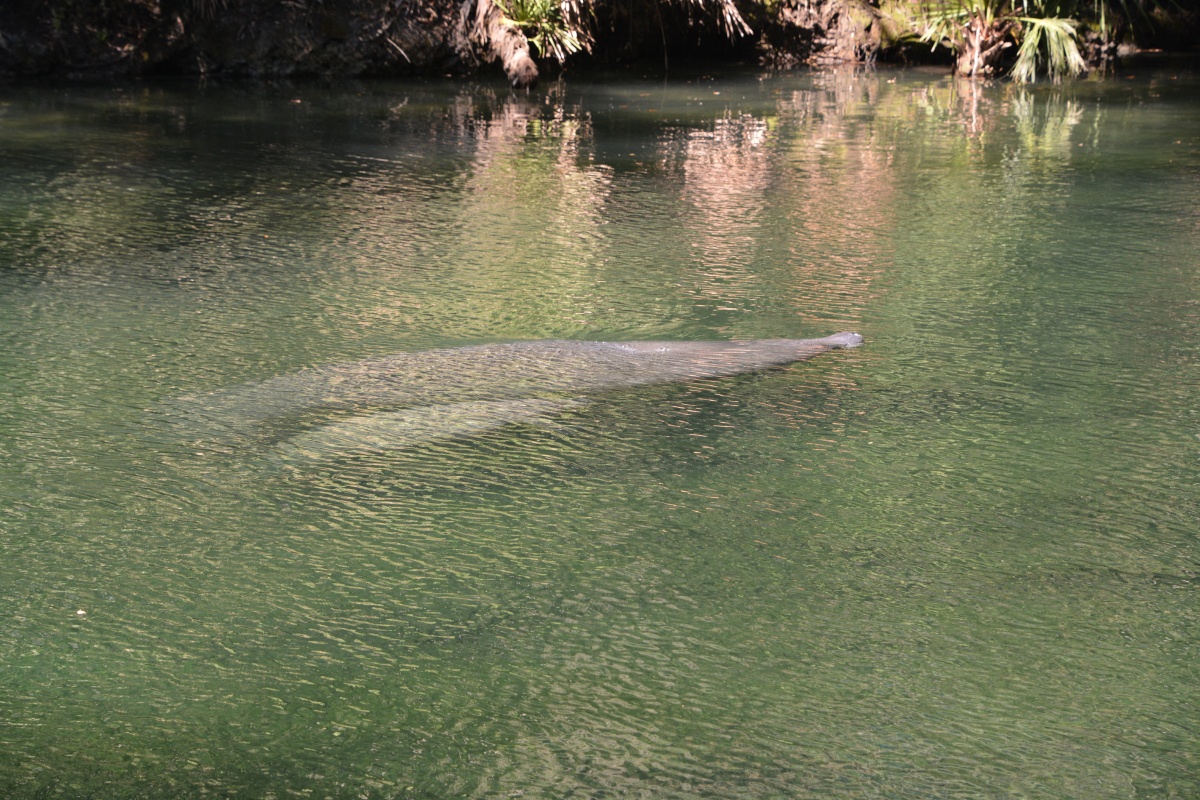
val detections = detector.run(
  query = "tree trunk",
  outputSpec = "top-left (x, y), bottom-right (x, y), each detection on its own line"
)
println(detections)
top-left (954, 13), bottom-right (1012, 78)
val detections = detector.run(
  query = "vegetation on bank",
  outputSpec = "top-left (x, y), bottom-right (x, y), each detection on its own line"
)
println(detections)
top-left (0, 0), bottom-right (1195, 87)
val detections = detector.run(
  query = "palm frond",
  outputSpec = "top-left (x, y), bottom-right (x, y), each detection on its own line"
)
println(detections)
top-left (494, 0), bottom-right (589, 61)
top-left (681, 0), bottom-right (754, 38)
top-left (914, 1), bottom-right (971, 49)
top-left (1012, 16), bottom-right (1087, 82)
top-left (913, 0), bottom-right (997, 50)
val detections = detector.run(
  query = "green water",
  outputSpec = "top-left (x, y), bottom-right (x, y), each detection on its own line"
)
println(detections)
top-left (1, 65), bottom-right (1198, 798)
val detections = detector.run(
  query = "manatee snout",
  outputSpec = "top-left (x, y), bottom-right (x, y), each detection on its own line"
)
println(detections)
top-left (824, 332), bottom-right (864, 349)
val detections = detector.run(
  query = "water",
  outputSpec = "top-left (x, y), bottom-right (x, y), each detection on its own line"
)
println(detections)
top-left (1, 65), bottom-right (1198, 798)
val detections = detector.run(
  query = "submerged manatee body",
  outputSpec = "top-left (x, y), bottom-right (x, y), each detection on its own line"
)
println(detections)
top-left (171, 332), bottom-right (863, 454)
top-left (274, 398), bottom-right (589, 465)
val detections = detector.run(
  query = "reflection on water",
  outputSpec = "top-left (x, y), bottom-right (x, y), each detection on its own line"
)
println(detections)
top-left (1, 67), bottom-right (1199, 798)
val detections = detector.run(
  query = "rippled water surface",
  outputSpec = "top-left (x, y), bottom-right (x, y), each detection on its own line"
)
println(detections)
top-left (2, 65), bottom-right (1199, 798)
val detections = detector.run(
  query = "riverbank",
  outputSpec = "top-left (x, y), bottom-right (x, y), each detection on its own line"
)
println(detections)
top-left (1, 0), bottom-right (1196, 87)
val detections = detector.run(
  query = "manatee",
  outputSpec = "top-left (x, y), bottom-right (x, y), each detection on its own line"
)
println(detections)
top-left (169, 332), bottom-right (863, 448)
